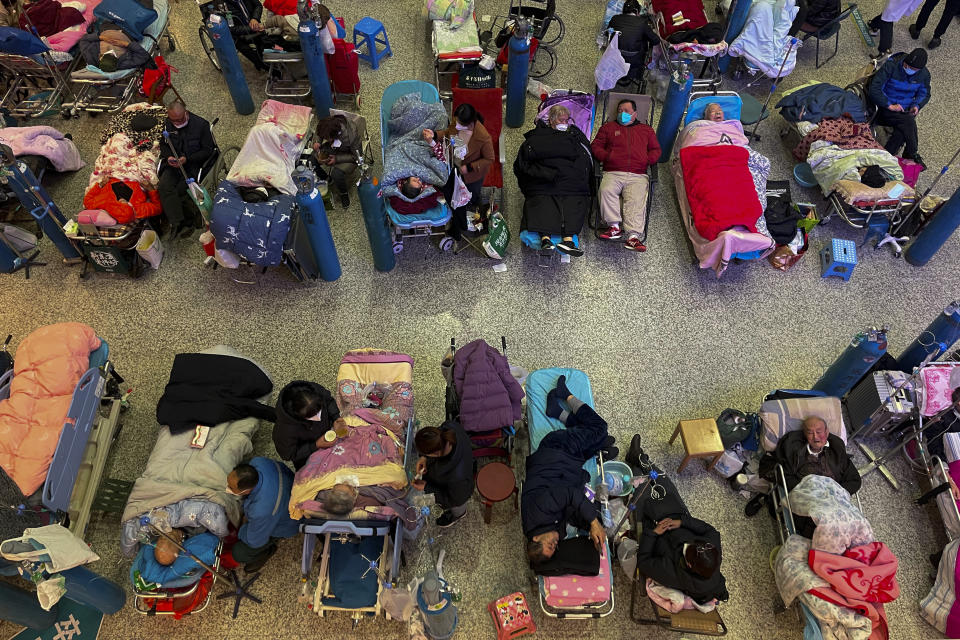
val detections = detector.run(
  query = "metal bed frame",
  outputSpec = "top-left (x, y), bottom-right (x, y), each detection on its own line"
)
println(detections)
top-left (131, 541), bottom-right (225, 615)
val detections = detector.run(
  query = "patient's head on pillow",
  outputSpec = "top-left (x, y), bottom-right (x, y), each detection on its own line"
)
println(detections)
top-left (527, 530), bottom-right (560, 565)
top-left (284, 381), bottom-right (327, 421)
top-left (400, 177), bottom-right (423, 199)
top-left (154, 529), bottom-right (185, 566)
top-left (325, 483), bottom-right (359, 515)
top-left (684, 540), bottom-right (720, 578)
top-left (704, 103), bottom-right (724, 122)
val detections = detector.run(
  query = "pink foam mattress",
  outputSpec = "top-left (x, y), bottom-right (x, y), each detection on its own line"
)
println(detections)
top-left (543, 544), bottom-right (611, 608)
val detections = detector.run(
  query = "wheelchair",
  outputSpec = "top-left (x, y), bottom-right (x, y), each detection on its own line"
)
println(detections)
top-left (480, 0), bottom-right (565, 79)
top-left (197, 0), bottom-right (267, 72)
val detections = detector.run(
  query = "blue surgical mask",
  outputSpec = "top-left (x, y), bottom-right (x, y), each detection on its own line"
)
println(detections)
top-left (903, 65), bottom-right (918, 75)
top-left (619, 112), bottom-right (632, 125)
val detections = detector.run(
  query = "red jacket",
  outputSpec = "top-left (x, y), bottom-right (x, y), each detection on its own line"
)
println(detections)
top-left (83, 180), bottom-right (162, 224)
top-left (591, 121), bottom-right (661, 175)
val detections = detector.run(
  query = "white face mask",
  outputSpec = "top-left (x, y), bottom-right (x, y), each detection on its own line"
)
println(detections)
top-left (555, 123), bottom-right (569, 131)
top-left (308, 409), bottom-right (323, 421)
top-left (330, 138), bottom-right (342, 148)
top-left (226, 486), bottom-right (244, 496)
top-left (173, 115), bottom-right (189, 129)
top-left (455, 123), bottom-right (469, 131)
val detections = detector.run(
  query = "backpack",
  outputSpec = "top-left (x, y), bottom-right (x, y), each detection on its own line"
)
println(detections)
top-left (716, 408), bottom-right (755, 448)
top-left (139, 56), bottom-right (177, 104)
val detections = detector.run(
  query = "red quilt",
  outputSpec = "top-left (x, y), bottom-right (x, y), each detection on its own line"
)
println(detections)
top-left (651, 0), bottom-right (708, 36)
top-left (808, 542), bottom-right (900, 640)
top-left (679, 144), bottom-right (761, 241)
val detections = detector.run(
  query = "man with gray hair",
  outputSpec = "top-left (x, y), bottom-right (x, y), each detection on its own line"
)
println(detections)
top-left (159, 100), bottom-right (215, 238)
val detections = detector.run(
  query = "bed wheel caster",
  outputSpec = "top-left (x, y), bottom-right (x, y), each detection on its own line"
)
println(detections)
top-left (392, 240), bottom-right (403, 254)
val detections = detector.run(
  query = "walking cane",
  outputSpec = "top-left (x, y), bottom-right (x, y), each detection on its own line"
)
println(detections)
top-left (749, 37), bottom-right (799, 142)
top-left (141, 519), bottom-right (262, 618)
top-left (891, 145), bottom-right (960, 237)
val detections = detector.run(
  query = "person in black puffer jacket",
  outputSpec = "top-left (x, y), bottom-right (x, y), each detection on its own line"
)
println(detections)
top-left (412, 422), bottom-right (473, 528)
top-left (273, 381), bottom-right (341, 470)
top-left (513, 105), bottom-right (594, 257)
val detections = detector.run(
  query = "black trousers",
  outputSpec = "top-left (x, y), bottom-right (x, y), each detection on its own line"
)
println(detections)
top-left (875, 108), bottom-right (920, 157)
top-left (915, 0), bottom-right (960, 38)
top-left (157, 169), bottom-right (202, 230)
top-left (868, 15), bottom-right (894, 52)
top-left (441, 171), bottom-right (483, 240)
top-left (232, 538), bottom-right (278, 565)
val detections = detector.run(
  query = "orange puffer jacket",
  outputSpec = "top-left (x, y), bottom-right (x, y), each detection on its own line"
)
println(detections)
top-left (83, 179), bottom-right (162, 225)
top-left (0, 323), bottom-right (100, 496)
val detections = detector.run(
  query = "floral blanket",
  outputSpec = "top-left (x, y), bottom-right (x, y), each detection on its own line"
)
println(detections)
top-left (788, 475), bottom-right (873, 554)
top-left (380, 93), bottom-right (450, 200)
top-left (88, 132), bottom-right (160, 189)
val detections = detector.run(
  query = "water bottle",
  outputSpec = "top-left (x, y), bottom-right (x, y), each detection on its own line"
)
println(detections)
top-left (604, 471), bottom-right (624, 495)
top-left (596, 484), bottom-right (613, 528)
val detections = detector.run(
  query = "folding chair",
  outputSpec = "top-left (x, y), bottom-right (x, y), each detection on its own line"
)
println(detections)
top-left (801, 3), bottom-right (857, 68)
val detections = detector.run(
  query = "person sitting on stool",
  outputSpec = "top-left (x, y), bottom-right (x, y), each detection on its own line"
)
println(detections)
top-left (867, 48), bottom-right (931, 168)
top-left (158, 100), bottom-right (215, 238)
top-left (227, 457), bottom-right (300, 573)
top-left (521, 376), bottom-right (618, 570)
top-left (413, 421), bottom-right (473, 528)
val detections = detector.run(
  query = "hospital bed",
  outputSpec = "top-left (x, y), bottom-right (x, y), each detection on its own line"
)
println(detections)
top-left (0, 27), bottom-right (78, 120)
top-left (673, 92), bottom-right (776, 276)
top-left (129, 538), bottom-right (225, 616)
top-left (64, 0), bottom-right (174, 114)
top-left (432, 15), bottom-right (484, 99)
top-left (649, 0), bottom-right (726, 90)
top-left (0, 331), bottom-right (123, 540)
top-left (296, 349), bottom-right (416, 626)
top-left (517, 90), bottom-right (595, 265)
top-left (521, 367), bottom-right (614, 619)
top-left (380, 80), bottom-right (452, 253)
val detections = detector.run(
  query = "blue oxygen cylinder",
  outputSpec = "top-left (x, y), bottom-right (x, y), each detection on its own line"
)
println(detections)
top-left (813, 328), bottom-right (888, 397)
top-left (505, 29), bottom-right (531, 128)
top-left (205, 15), bottom-right (254, 115)
top-left (656, 64), bottom-right (694, 162)
top-left (292, 166), bottom-right (340, 281)
top-left (298, 17), bottom-right (333, 118)
top-left (1, 154), bottom-right (80, 261)
top-left (359, 176), bottom-right (395, 272)
top-left (905, 187), bottom-right (960, 266)
top-left (0, 582), bottom-right (59, 630)
top-left (898, 301), bottom-right (960, 371)
top-left (717, 0), bottom-right (753, 73)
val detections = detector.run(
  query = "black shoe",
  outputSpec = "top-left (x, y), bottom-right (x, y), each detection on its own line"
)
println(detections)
top-left (339, 193), bottom-right (350, 209)
top-left (540, 236), bottom-right (555, 251)
top-left (912, 153), bottom-right (927, 170)
top-left (177, 224), bottom-right (195, 239)
top-left (625, 434), bottom-right (644, 467)
top-left (745, 494), bottom-right (766, 517)
top-left (556, 240), bottom-right (584, 257)
top-left (928, 37), bottom-right (942, 49)
top-left (909, 23), bottom-right (920, 39)
top-left (545, 389), bottom-right (563, 420)
top-left (601, 446), bottom-right (620, 460)
top-left (243, 543), bottom-right (278, 574)
top-left (437, 510), bottom-right (466, 528)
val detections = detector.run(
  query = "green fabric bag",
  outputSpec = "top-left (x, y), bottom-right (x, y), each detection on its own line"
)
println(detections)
top-left (482, 212), bottom-right (510, 259)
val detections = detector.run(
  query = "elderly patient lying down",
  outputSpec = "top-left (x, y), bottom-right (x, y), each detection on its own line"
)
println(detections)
top-left (287, 406), bottom-right (415, 526)
top-left (136, 529), bottom-right (218, 587)
top-left (380, 93), bottom-right (451, 215)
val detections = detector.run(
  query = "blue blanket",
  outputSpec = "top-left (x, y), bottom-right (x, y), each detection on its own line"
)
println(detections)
top-left (210, 181), bottom-right (294, 267)
top-left (381, 94), bottom-right (450, 200)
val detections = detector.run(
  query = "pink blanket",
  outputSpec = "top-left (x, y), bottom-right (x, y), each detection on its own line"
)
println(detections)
top-left (808, 542), bottom-right (900, 640)
top-left (46, 0), bottom-right (100, 53)
top-left (0, 126), bottom-right (85, 172)
top-left (543, 544), bottom-right (611, 608)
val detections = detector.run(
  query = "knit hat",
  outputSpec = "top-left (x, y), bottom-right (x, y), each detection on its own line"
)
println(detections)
top-left (904, 48), bottom-right (927, 69)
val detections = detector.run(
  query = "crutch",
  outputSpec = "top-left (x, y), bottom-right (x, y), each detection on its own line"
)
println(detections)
top-left (748, 37), bottom-right (799, 142)
top-left (891, 145), bottom-right (960, 238)
top-left (141, 519), bottom-right (261, 618)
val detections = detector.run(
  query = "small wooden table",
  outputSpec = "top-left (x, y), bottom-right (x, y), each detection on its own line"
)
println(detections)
top-left (669, 418), bottom-right (724, 473)
top-left (476, 462), bottom-right (518, 524)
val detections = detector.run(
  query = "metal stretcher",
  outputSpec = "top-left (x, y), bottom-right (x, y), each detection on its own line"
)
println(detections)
top-left (0, 27), bottom-right (78, 120)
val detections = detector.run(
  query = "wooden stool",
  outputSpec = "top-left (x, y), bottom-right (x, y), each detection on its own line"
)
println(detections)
top-left (669, 419), bottom-right (724, 473)
top-left (476, 462), bottom-right (517, 524)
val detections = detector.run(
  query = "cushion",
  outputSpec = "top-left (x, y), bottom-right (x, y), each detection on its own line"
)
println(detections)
top-left (831, 179), bottom-right (915, 206)
top-left (94, 0), bottom-right (158, 40)
top-left (788, 475), bottom-right (873, 554)
top-left (759, 396), bottom-right (846, 452)
top-left (919, 364), bottom-right (960, 417)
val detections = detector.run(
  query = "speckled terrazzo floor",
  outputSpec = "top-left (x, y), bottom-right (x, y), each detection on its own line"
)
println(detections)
top-left (1, 0), bottom-right (959, 638)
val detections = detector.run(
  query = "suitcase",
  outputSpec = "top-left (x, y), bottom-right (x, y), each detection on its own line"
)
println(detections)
top-left (845, 370), bottom-right (914, 438)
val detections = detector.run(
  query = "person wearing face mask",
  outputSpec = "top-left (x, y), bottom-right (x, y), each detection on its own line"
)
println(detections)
top-left (423, 103), bottom-right (495, 249)
top-left (158, 100), bottom-right (215, 238)
top-left (867, 48), bottom-right (932, 168)
top-left (226, 458), bottom-right (299, 573)
top-left (591, 99), bottom-right (661, 252)
top-left (272, 381), bottom-right (341, 471)
top-left (312, 113), bottom-right (360, 209)
top-left (513, 104), bottom-right (594, 256)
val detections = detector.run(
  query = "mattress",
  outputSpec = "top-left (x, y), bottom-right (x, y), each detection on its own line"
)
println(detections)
top-left (70, 0), bottom-right (169, 80)
top-left (541, 541), bottom-right (612, 608)
top-left (320, 535), bottom-right (383, 609)
top-left (385, 203), bottom-right (451, 229)
top-left (432, 19), bottom-right (481, 58)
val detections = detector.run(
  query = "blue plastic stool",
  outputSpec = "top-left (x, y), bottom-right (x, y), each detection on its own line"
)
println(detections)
top-left (820, 238), bottom-right (857, 281)
top-left (353, 17), bottom-right (392, 70)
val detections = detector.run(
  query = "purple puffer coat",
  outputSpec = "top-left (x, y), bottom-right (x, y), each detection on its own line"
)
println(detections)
top-left (453, 339), bottom-right (525, 432)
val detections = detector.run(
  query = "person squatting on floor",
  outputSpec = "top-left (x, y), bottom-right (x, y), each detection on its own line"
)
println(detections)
top-left (413, 421), bottom-right (474, 528)
top-left (227, 457), bottom-right (300, 573)
top-left (866, 48), bottom-right (931, 167)
top-left (272, 380), bottom-right (342, 471)
top-left (312, 113), bottom-right (362, 209)
top-left (158, 100), bottom-right (215, 238)
top-left (591, 99), bottom-right (661, 252)
top-left (521, 376), bottom-right (617, 571)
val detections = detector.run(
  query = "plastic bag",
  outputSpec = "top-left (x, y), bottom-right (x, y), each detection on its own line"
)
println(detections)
top-left (319, 24), bottom-right (335, 54)
top-left (617, 537), bottom-right (638, 577)
top-left (135, 229), bottom-right (164, 270)
top-left (711, 444), bottom-right (746, 479)
top-left (380, 581), bottom-right (417, 621)
top-left (594, 33), bottom-right (630, 91)
top-left (606, 498), bottom-right (628, 538)
top-left (36, 575), bottom-right (66, 610)
top-left (451, 171), bottom-right (472, 208)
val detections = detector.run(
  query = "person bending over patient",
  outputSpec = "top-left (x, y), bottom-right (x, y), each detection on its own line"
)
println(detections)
top-left (703, 103), bottom-right (725, 122)
top-left (521, 376), bottom-right (617, 570)
top-left (273, 380), bottom-right (342, 471)
top-left (413, 421), bottom-right (473, 528)
top-left (140, 529), bottom-right (219, 585)
top-left (228, 457), bottom-right (300, 573)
